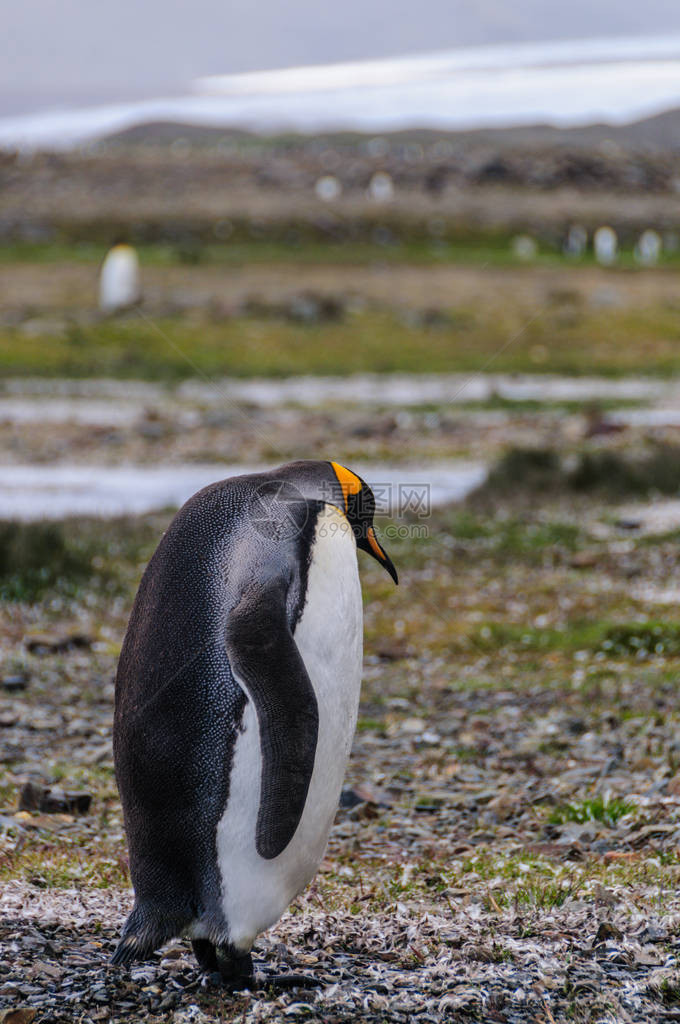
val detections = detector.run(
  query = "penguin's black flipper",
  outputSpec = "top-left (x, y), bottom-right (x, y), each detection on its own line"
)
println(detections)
top-left (225, 575), bottom-right (319, 860)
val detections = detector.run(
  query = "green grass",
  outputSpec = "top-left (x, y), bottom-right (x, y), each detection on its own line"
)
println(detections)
top-left (655, 976), bottom-right (680, 1007)
top-left (600, 622), bottom-right (680, 657)
top-left (0, 238), bottom-right (533, 268)
top-left (475, 443), bottom-right (680, 503)
top-left (0, 838), bottom-right (129, 890)
top-left (548, 796), bottom-right (636, 828)
top-left (445, 511), bottom-right (582, 553)
top-left (0, 521), bottom-right (96, 601)
top-left (0, 516), bottom-right (162, 602)
top-left (4, 237), bottom-right (680, 269)
top-left (4, 301), bottom-right (680, 379)
top-left (471, 621), bottom-right (601, 653)
top-left (356, 717), bottom-right (384, 732)
top-left (443, 396), bottom-right (649, 414)
top-left (379, 506), bottom-right (586, 573)
top-left (511, 880), bottom-right (581, 910)
top-left (468, 620), bottom-right (680, 659)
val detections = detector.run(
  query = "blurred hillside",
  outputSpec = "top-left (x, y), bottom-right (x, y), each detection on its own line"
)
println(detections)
top-left (107, 108), bottom-right (680, 151)
top-left (4, 112), bottom-right (680, 248)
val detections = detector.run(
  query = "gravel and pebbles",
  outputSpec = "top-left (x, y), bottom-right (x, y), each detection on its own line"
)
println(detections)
top-left (4, 406), bottom-right (680, 1020)
top-left (4, 598), bottom-right (680, 1022)
top-left (2, 877), bottom-right (680, 1022)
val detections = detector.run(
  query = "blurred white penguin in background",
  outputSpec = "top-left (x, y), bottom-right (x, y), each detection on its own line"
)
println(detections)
top-left (99, 242), bottom-right (141, 313)
top-left (564, 224), bottom-right (588, 259)
top-left (634, 229), bottom-right (662, 267)
top-left (593, 226), bottom-right (618, 266)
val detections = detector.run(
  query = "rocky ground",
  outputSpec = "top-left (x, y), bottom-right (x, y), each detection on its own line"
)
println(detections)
top-left (0, 383), bottom-right (626, 468)
top-left (4, 460), bottom-right (680, 1020)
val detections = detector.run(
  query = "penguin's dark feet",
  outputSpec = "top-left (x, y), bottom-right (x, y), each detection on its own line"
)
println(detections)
top-left (191, 940), bottom-right (253, 986)
top-left (215, 946), bottom-right (254, 988)
top-left (191, 939), bottom-right (218, 972)
top-left (194, 943), bottom-right (320, 991)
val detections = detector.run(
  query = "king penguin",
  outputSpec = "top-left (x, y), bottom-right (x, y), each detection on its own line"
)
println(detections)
top-left (99, 242), bottom-right (141, 313)
top-left (112, 459), bottom-right (397, 982)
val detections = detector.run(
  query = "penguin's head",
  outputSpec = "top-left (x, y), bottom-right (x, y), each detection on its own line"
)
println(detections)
top-left (330, 461), bottom-right (398, 584)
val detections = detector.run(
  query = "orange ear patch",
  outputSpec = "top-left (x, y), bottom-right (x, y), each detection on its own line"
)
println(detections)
top-left (330, 461), bottom-right (362, 511)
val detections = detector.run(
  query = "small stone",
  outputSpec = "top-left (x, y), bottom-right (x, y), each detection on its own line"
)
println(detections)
top-left (174, 1005), bottom-right (210, 1023)
top-left (24, 633), bottom-right (92, 655)
top-left (0, 1010), bottom-right (38, 1024)
top-left (339, 788), bottom-right (363, 809)
top-left (592, 921), bottom-right (623, 946)
top-left (1, 675), bottom-right (29, 693)
top-left (18, 782), bottom-right (92, 815)
top-left (31, 961), bottom-right (61, 980)
top-left (630, 823), bottom-right (678, 847)
top-left (570, 552), bottom-right (598, 569)
top-left (635, 921), bottom-right (668, 943)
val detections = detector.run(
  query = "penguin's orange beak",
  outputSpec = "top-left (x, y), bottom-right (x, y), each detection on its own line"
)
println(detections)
top-left (358, 526), bottom-right (398, 584)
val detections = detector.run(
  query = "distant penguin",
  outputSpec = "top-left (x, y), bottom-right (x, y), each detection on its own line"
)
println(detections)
top-left (99, 243), bottom-right (141, 312)
top-left (112, 460), bottom-right (398, 982)
top-left (593, 226), bottom-right (618, 266)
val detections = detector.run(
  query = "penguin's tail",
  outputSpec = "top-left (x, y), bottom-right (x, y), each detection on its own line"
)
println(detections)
top-left (111, 900), bottom-right (187, 966)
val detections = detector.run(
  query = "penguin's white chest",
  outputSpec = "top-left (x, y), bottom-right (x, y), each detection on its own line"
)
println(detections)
top-left (216, 504), bottom-right (363, 951)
